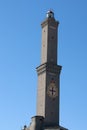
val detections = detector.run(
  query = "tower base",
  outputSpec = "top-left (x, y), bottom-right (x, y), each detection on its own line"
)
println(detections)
top-left (22, 116), bottom-right (68, 130)
top-left (44, 126), bottom-right (68, 130)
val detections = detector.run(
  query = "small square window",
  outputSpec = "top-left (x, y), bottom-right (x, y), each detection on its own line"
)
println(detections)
top-left (51, 36), bottom-right (54, 39)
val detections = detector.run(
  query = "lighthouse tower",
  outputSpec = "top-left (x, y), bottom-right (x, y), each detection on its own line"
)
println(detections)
top-left (22, 10), bottom-right (68, 130)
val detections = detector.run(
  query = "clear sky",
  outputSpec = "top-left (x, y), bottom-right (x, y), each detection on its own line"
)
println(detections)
top-left (0, 0), bottom-right (87, 130)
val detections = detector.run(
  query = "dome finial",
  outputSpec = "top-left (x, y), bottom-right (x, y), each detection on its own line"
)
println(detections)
top-left (46, 10), bottom-right (54, 18)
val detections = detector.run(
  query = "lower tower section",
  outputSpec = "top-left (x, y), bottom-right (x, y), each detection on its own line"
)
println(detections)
top-left (36, 63), bottom-right (62, 127)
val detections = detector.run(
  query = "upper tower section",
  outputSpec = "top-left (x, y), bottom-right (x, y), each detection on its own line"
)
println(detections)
top-left (41, 10), bottom-right (59, 65)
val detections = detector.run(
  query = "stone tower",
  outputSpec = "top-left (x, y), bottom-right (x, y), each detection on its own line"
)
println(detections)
top-left (22, 10), bottom-right (68, 130)
top-left (36, 10), bottom-right (61, 126)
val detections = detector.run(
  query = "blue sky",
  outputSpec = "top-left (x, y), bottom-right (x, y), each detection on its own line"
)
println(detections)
top-left (0, 0), bottom-right (87, 130)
